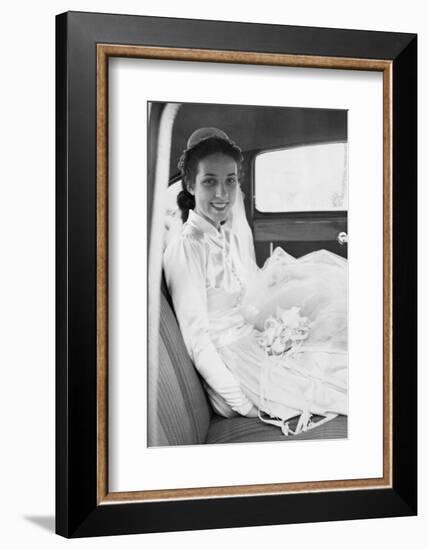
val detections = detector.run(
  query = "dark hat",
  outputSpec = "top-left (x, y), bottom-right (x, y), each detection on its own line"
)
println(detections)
top-left (178, 127), bottom-right (242, 173)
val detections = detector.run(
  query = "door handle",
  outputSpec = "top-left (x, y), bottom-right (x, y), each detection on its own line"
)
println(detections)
top-left (337, 231), bottom-right (348, 245)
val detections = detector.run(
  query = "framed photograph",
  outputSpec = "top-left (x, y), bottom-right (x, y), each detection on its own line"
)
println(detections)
top-left (56, 11), bottom-right (417, 537)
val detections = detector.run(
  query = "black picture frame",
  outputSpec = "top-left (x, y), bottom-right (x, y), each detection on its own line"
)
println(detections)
top-left (56, 11), bottom-right (417, 538)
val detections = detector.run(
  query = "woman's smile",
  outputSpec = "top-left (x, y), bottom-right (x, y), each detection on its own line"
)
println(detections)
top-left (210, 201), bottom-right (229, 211)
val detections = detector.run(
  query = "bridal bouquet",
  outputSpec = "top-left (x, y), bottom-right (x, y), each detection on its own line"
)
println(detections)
top-left (255, 306), bottom-right (311, 358)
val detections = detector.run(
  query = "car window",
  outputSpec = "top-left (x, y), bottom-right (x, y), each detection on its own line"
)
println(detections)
top-left (255, 142), bottom-right (348, 213)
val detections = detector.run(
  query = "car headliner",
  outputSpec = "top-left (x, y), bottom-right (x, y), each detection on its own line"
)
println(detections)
top-left (167, 102), bottom-right (347, 178)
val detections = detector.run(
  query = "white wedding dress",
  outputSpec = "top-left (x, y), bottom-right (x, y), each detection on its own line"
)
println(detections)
top-left (163, 208), bottom-right (347, 435)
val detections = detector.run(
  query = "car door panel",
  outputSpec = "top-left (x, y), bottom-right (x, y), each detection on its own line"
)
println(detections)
top-left (253, 215), bottom-right (347, 265)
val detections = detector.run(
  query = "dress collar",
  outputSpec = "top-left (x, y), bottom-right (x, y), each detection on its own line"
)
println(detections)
top-left (187, 209), bottom-right (225, 240)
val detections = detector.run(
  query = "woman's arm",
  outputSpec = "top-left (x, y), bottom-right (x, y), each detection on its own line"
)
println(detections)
top-left (163, 235), bottom-right (254, 416)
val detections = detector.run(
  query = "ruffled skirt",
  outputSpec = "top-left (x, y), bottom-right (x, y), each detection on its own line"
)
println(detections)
top-left (219, 248), bottom-right (348, 433)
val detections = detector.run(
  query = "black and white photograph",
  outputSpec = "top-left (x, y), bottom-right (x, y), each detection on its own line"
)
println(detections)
top-left (148, 101), bottom-right (349, 447)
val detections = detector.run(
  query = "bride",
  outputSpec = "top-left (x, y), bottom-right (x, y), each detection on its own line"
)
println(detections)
top-left (163, 127), bottom-right (347, 436)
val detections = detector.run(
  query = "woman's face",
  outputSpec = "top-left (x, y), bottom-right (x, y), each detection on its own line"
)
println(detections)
top-left (189, 152), bottom-right (238, 227)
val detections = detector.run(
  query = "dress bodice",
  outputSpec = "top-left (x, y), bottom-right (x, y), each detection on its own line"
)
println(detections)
top-left (181, 210), bottom-right (253, 347)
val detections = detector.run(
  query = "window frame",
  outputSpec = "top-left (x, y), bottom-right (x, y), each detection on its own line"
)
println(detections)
top-left (251, 138), bottom-right (349, 222)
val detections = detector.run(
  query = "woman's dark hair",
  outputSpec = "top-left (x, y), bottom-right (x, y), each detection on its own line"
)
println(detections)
top-left (177, 137), bottom-right (243, 222)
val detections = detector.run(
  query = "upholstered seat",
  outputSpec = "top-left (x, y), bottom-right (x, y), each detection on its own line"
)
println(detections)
top-left (148, 290), bottom-right (347, 447)
top-left (206, 414), bottom-right (347, 444)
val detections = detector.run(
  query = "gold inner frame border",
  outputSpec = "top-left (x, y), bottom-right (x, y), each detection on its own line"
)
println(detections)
top-left (96, 44), bottom-right (393, 505)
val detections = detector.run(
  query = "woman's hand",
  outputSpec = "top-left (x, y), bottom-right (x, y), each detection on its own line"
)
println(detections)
top-left (244, 405), bottom-right (259, 418)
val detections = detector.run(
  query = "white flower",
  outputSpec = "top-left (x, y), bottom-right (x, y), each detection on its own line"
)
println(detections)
top-left (277, 306), bottom-right (302, 329)
top-left (257, 335), bottom-right (269, 349)
top-left (271, 339), bottom-right (287, 355)
top-left (263, 316), bottom-right (282, 345)
top-left (280, 327), bottom-right (292, 341)
top-left (257, 306), bottom-right (311, 358)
